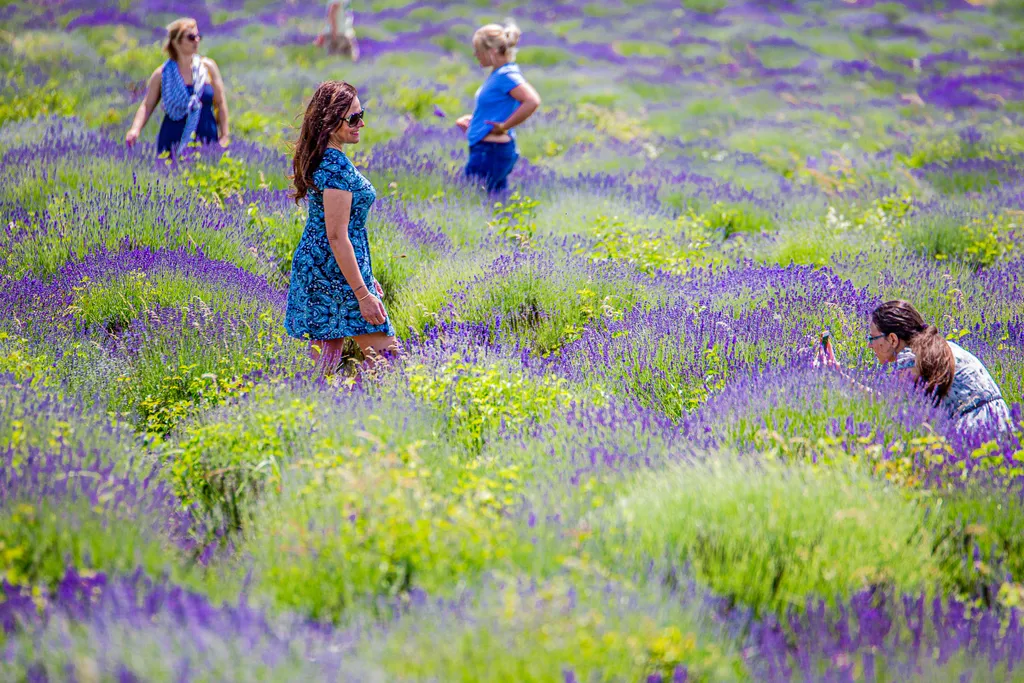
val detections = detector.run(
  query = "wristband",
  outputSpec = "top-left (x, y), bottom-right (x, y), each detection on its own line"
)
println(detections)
top-left (354, 284), bottom-right (367, 294)
top-left (357, 292), bottom-right (373, 302)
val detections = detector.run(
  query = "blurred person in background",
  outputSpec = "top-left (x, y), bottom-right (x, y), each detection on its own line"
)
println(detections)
top-left (866, 300), bottom-right (1012, 433)
top-left (285, 81), bottom-right (398, 374)
top-left (314, 0), bottom-right (360, 60)
top-left (125, 17), bottom-right (230, 156)
top-left (455, 18), bottom-right (541, 194)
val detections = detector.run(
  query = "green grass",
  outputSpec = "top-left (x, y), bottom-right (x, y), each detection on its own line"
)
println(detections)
top-left (368, 574), bottom-right (747, 681)
top-left (610, 458), bottom-right (939, 616)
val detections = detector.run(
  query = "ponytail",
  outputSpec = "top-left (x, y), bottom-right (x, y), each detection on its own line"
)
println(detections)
top-left (908, 325), bottom-right (955, 399)
top-left (473, 19), bottom-right (522, 61)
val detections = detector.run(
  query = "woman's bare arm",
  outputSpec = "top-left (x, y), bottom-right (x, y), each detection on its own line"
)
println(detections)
top-left (204, 58), bottom-right (230, 145)
top-left (487, 82), bottom-right (541, 134)
top-left (324, 188), bottom-right (387, 325)
top-left (125, 66), bottom-right (163, 145)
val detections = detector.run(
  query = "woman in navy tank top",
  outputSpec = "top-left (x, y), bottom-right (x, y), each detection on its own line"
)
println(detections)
top-left (125, 17), bottom-right (231, 156)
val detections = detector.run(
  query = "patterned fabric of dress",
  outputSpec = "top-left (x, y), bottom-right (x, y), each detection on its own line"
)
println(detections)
top-left (284, 148), bottom-right (394, 340)
top-left (895, 342), bottom-right (1012, 432)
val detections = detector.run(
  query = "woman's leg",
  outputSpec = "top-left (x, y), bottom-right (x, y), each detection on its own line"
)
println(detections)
top-left (464, 143), bottom-right (488, 183)
top-left (486, 142), bottom-right (519, 194)
top-left (309, 338), bottom-right (348, 375)
top-left (352, 332), bottom-right (400, 370)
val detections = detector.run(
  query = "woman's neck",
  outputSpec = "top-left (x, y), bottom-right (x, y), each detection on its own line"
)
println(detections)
top-left (490, 56), bottom-right (510, 70)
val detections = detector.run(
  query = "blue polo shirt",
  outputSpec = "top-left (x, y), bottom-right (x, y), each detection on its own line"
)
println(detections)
top-left (467, 63), bottom-right (526, 146)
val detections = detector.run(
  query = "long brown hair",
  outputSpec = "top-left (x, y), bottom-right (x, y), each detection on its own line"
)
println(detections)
top-left (291, 81), bottom-right (357, 203)
top-left (164, 18), bottom-right (197, 62)
top-left (871, 300), bottom-right (955, 399)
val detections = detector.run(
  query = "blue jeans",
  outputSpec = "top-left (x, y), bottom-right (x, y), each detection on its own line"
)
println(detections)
top-left (465, 140), bottom-right (519, 193)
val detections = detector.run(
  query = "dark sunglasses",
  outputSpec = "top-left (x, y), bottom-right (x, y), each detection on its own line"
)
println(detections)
top-left (183, 32), bottom-right (202, 42)
top-left (343, 108), bottom-right (366, 127)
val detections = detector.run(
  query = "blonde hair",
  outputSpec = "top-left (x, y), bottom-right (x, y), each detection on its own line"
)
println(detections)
top-left (164, 17), bottom-right (198, 61)
top-left (472, 18), bottom-right (522, 61)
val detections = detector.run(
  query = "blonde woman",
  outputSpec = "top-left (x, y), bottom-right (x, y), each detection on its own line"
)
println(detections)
top-left (125, 17), bottom-right (230, 156)
top-left (455, 19), bottom-right (541, 193)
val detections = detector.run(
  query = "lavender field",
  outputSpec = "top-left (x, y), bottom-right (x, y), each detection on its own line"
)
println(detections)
top-left (4, 0), bottom-right (1024, 680)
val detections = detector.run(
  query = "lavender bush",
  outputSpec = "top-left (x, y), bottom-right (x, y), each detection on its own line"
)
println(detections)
top-left (3, 0), bottom-right (1024, 680)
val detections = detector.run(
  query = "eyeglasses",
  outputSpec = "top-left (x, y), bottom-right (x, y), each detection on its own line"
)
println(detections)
top-left (343, 108), bottom-right (366, 127)
top-left (867, 333), bottom-right (885, 344)
top-left (184, 32), bottom-right (202, 42)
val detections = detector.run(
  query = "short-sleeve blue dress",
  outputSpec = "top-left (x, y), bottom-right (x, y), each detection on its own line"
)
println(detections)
top-left (284, 148), bottom-right (394, 340)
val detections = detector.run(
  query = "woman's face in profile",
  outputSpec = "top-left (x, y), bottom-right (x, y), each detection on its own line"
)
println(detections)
top-left (473, 42), bottom-right (494, 67)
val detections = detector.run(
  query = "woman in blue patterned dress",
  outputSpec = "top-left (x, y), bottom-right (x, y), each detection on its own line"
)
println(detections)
top-left (285, 81), bottom-right (397, 371)
top-left (868, 300), bottom-right (1013, 433)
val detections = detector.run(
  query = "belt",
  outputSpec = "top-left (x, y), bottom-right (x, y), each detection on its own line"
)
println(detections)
top-left (959, 395), bottom-right (1005, 417)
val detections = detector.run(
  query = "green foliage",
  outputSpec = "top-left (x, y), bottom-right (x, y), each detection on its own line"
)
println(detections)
top-left (571, 331), bottom-right (731, 419)
top-left (135, 362), bottom-right (257, 438)
top-left (576, 212), bottom-right (721, 275)
top-left (924, 166), bottom-right (1006, 194)
top-left (246, 202), bottom-right (306, 282)
top-left (960, 211), bottom-right (1021, 267)
top-left (2, 182), bottom-right (267, 280)
top-left (488, 192), bottom-right (540, 247)
top-left (170, 396), bottom-right (318, 529)
top-left (0, 332), bottom-right (57, 390)
top-left (68, 270), bottom-right (275, 329)
top-left (405, 353), bottom-right (578, 452)
top-left (373, 575), bottom-right (746, 681)
top-left (683, 0), bottom-right (728, 13)
top-left (0, 80), bottom-right (77, 125)
top-left (614, 459), bottom-right (938, 616)
top-left (518, 46), bottom-right (574, 67)
top-left (111, 310), bottom-right (300, 438)
top-left (385, 248), bottom-right (494, 338)
top-left (244, 419), bottom-right (527, 621)
top-left (434, 256), bottom-right (643, 354)
top-left (0, 501), bottom-right (180, 588)
top-left (932, 487), bottom-right (1024, 602)
top-left (180, 152), bottom-right (266, 207)
top-left (387, 79), bottom-right (462, 120)
top-left (574, 103), bottom-right (649, 142)
top-left (901, 214), bottom-right (981, 265)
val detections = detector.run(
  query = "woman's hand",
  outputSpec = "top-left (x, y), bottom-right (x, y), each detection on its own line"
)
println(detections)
top-left (374, 279), bottom-right (384, 297)
top-left (813, 345), bottom-right (839, 369)
top-left (484, 120), bottom-right (507, 135)
top-left (125, 128), bottom-right (140, 146)
top-left (358, 294), bottom-right (387, 327)
top-left (218, 135), bottom-right (231, 148)
top-left (455, 114), bottom-right (471, 132)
